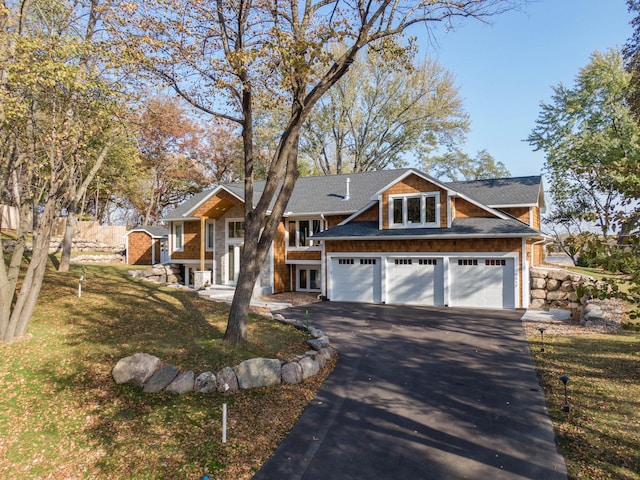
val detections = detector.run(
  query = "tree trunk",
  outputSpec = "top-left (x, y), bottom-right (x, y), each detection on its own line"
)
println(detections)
top-left (2, 197), bottom-right (55, 343)
top-left (58, 202), bottom-right (77, 272)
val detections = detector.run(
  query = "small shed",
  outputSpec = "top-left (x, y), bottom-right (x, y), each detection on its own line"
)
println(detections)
top-left (124, 226), bottom-right (169, 265)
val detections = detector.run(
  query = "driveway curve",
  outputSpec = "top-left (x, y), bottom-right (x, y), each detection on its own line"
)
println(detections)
top-left (253, 303), bottom-right (567, 480)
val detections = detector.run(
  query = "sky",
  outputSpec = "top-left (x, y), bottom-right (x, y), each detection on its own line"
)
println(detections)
top-left (412, 0), bottom-right (634, 178)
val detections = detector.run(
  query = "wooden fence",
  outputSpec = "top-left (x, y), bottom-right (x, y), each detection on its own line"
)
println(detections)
top-left (1, 204), bottom-right (20, 230)
top-left (52, 220), bottom-right (127, 246)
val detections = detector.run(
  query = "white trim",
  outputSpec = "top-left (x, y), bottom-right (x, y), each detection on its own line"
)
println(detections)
top-left (528, 207), bottom-right (533, 227)
top-left (286, 259), bottom-right (322, 265)
top-left (522, 238), bottom-right (530, 308)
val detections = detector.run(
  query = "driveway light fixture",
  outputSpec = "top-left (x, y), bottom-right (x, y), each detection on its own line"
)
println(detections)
top-left (560, 375), bottom-right (570, 412)
top-left (538, 327), bottom-right (546, 352)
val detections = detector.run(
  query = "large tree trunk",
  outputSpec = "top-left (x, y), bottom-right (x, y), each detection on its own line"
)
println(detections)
top-left (58, 201), bottom-right (77, 272)
top-left (2, 197), bottom-right (55, 343)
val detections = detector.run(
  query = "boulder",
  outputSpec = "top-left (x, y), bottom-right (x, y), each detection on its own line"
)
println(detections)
top-left (548, 269), bottom-right (571, 281)
top-left (307, 336), bottom-right (330, 351)
top-left (545, 279), bottom-right (561, 291)
top-left (216, 366), bottom-right (239, 393)
top-left (166, 371), bottom-right (195, 394)
top-left (531, 278), bottom-right (547, 289)
top-left (309, 327), bottom-right (324, 338)
top-left (531, 289), bottom-right (547, 299)
top-left (299, 356), bottom-right (319, 379)
top-left (112, 353), bottom-right (162, 387)
top-left (194, 371), bottom-right (217, 394)
top-left (234, 358), bottom-right (281, 389)
top-left (143, 364), bottom-right (179, 393)
top-left (546, 290), bottom-right (568, 302)
top-left (317, 347), bottom-right (334, 361)
top-left (273, 313), bottom-right (286, 321)
top-left (529, 298), bottom-right (546, 309)
top-left (530, 269), bottom-right (547, 278)
top-left (281, 362), bottom-right (303, 385)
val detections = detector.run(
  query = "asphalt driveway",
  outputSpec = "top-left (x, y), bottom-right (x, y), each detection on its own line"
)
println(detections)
top-left (253, 303), bottom-right (567, 480)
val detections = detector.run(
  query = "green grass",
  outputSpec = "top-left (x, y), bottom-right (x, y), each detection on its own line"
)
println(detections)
top-left (0, 262), bottom-right (317, 479)
top-left (529, 332), bottom-right (640, 479)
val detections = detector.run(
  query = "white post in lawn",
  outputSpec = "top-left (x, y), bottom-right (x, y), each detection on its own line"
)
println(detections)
top-left (222, 382), bottom-right (230, 443)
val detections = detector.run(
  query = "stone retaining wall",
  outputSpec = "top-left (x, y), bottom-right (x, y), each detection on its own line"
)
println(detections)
top-left (530, 267), bottom-right (600, 310)
top-left (127, 264), bottom-right (183, 284)
top-left (2, 237), bottom-right (124, 254)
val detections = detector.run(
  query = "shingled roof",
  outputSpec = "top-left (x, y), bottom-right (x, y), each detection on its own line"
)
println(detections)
top-left (163, 169), bottom-right (543, 220)
top-left (446, 176), bottom-right (543, 207)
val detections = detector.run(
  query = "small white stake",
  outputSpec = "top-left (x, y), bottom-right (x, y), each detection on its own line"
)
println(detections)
top-left (78, 282), bottom-right (82, 298)
top-left (222, 403), bottom-right (227, 443)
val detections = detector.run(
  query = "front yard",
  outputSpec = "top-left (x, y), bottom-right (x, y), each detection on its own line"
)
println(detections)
top-left (528, 329), bottom-right (640, 479)
top-left (0, 262), bottom-right (332, 479)
top-left (2, 260), bottom-right (640, 479)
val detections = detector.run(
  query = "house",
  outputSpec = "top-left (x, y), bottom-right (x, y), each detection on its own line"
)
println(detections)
top-left (124, 226), bottom-right (170, 265)
top-left (161, 168), bottom-right (546, 309)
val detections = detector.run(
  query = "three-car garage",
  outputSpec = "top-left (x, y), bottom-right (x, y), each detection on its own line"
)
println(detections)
top-left (328, 255), bottom-right (517, 309)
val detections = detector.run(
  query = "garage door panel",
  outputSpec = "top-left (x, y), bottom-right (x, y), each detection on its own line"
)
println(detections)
top-left (387, 258), bottom-right (442, 306)
top-left (331, 258), bottom-right (381, 303)
top-left (450, 258), bottom-right (515, 309)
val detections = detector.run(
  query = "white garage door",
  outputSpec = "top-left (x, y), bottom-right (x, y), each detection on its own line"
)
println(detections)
top-left (330, 257), bottom-right (381, 303)
top-left (387, 258), bottom-right (444, 306)
top-left (450, 258), bottom-right (515, 308)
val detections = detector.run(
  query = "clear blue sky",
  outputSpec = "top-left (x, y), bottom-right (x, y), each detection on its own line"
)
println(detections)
top-left (413, 0), bottom-right (634, 177)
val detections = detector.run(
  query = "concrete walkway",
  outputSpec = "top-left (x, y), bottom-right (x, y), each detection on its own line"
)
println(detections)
top-left (254, 304), bottom-right (568, 480)
top-left (197, 286), bottom-right (293, 311)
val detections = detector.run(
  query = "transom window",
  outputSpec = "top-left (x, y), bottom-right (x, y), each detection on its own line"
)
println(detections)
top-left (390, 193), bottom-right (439, 228)
top-left (228, 221), bottom-right (244, 239)
top-left (288, 219), bottom-right (322, 248)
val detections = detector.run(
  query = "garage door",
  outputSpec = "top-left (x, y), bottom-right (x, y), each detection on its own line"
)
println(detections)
top-left (387, 258), bottom-right (444, 306)
top-left (330, 257), bottom-right (381, 303)
top-left (450, 258), bottom-right (515, 308)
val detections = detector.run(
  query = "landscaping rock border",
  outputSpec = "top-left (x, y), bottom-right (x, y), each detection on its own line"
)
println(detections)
top-left (111, 313), bottom-right (334, 395)
top-left (127, 264), bottom-right (182, 285)
top-left (530, 266), bottom-right (606, 310)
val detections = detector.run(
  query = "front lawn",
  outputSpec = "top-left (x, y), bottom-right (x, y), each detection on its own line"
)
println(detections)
top-left (0, 262), bottom-right (331, 479)
top-left (529, 332), bottom-right (640, 479)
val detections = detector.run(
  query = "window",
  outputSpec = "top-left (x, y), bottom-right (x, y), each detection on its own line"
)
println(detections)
top-left (485, 259), bottom-right (506, 266)
top-left (228, 221), bottom-right (244, 239)
top-left (360, 258), bottom-right (376, 265)
top-left (173, 222), bottom-right (184, 251)
top-left (338, 258), bottom-right (354, 265)
top-left (206, 221), bottom-right (215, 251)
top-left (298, 267), bottom-right (320, 291)
top-left (389, 193), bottom-right (440, 228)
top-left (419, 259), bottom-right (437, 265)
top-left (458, 259), bottom-right (478, 266)
top-left (288, 218), bottom-right (323, 248)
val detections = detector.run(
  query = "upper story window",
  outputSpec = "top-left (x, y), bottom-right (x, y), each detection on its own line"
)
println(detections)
top-left (288, 219), bottom-right (322, 248)
top-left (389, 193), bottom-right (440, 228)
top-left (173, 222), bottom-right (184, 251)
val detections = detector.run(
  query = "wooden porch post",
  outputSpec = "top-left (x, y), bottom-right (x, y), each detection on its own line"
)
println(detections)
top-left (200, 217), bottom-right (205, 272)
